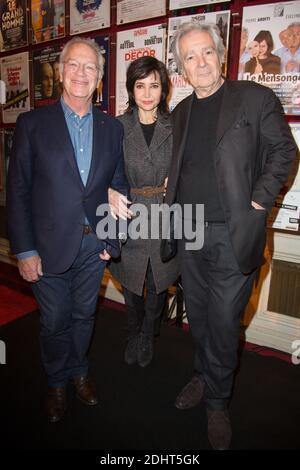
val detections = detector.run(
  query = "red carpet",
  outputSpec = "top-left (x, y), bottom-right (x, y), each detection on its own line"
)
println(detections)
top-left (0, 284), bottom-right (37, 326)
top-left (0, 261), bottom-right (291, 362)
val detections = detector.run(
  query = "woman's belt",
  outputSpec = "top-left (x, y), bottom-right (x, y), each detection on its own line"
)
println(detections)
top-left (130, 186), bottom-right (165, 197)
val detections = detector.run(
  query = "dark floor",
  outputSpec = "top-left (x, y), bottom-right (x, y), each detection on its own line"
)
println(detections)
top-left (0, 302), bottom-right (300, 453)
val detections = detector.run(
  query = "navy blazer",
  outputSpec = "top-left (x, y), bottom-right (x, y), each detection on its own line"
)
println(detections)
top-left (7, 101), bottom-right (129, 273)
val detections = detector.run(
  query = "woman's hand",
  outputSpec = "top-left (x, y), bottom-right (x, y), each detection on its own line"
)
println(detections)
top-left (108, 188), bottom-right (132, 220)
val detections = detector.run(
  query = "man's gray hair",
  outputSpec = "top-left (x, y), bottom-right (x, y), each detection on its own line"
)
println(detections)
top-left (59, 36), bottom-right (104, 79)
top-left (172, 22), bottom-right (226, 73)
top-left (287, 22), bottom-right (300, 29)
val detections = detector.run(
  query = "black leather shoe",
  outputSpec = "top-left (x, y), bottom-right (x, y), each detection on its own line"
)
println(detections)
top-left (46, 386), bottom-right (66, 423)
top-left (124, 335), bottom-right (138, 365)
top-left (73, 376), bottom-right (98, 406)
top-left (137, 334), bottom-right (153, 368)
top-left (207, 409), bottom-right (232, 450)
top-left (175, 376), bottom-right (204, 410)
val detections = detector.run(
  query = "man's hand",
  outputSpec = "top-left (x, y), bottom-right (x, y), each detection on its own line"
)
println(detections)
top-left (108, 188), bottom-right (132, 220)
top-left (18, 255), bottom-right (43, 282)
top-left (99, 249), bottom-right (111, 261)
top-left (251, 200), bottom-right (266, 210)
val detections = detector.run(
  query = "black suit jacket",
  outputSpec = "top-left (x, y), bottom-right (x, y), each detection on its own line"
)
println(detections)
top-left (7, 101), bottom-right (129, 273)
top-left (165, 80), bottom-right (296, 273)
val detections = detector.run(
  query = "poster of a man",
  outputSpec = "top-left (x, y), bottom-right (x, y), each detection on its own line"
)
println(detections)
top-left (41, 62), bottom-right (53, 98)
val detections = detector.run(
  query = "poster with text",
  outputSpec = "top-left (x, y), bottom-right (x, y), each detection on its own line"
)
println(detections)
top-left (70, 0), bottom-right (110, 35)
top-left (117, 0), bottom-right (166, 25)
top-left (116, 24), bottom-right (166, 115)
top-left (33, 44), bottom-right (64, 108)
top-left (0, 0), bottom-right (28, 51)
top-left (268, 123), bottom-right (300, 231)
top-left (93, 35), bottom-right (109, 112)
top-left (167, 11), bottom-right (231, 111)
top-left (2, 128), bottom-right (14, 189)
top-left (239, 1), bottom-right (300, 116)
top-left (170, 0), bottom-right (228, 10)
top-left (31, 0), bottom-right (65, 44)
top-left (1, 52), bottom-right (30, 124)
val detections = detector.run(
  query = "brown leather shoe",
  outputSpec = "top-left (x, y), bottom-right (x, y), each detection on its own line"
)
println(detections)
top-left (207, 409), bottom-right (232, 450)
top-left (46, 386), bottom-right (66, 423)
top-left (175, 376), bottom-right (204, 410)
top-left (73, 376), bottom-right (98, 406)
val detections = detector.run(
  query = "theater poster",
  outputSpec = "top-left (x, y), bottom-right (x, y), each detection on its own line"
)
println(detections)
top-left (116, 24), bottom-right (166, 115)
top-left (31, 0), bottom-right (65, 44)
top-left (117, 0), bottom-right (166, 25)
top-left (70, 0), bottom-right (110, 35)
top-left (1, 51), bottom-right (30, 124)
top-left (33, 44), bottom-right (63, 108)
top-left (169, 0), bottom-right (227, 9)
top-left (239, 1), bottom-right (300, 116)
top-left (93, 35), bottom-right (109, 113)
top-left (167, 11), bottom-right (230, 111)
top-left (1, 127), bottom-right (14, 190)
top-left (268, 123), bottom-right (300, 231)
top-left (0, 0), bottom-right (28, 51)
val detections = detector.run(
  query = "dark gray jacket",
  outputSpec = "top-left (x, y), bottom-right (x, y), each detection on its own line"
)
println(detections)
top-left (109, 109), bottom-right (179, 294)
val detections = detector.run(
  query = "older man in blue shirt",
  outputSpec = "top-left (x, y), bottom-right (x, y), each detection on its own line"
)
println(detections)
top-left (7, 37), bottom-right (129, 423)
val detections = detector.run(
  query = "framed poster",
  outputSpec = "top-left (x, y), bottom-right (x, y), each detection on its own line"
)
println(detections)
top-left (70, 0), bottom-right (110, 35)
top-left (33, 44), bottom-right (64, 107)
top-left (117, 0), bottom-right (166, 25)
top-left (167, 11), bottom-right (231, 111)
top-left (116, 24), bottom-right (166, 115)
top-left (239, 1), bottom-right (300, 116)
top-left (1, 51), bottom-right (30, 124)
top-left (0, 0), bottom-right (28, 51)
top-left (170, 0), bottom-right (228, 9)
top-left (93, 35), bottom-right (109, 113)
top-left (31, 0), bottom-right (65, 44)
top-left (268, 123), bottom-right (300, 231)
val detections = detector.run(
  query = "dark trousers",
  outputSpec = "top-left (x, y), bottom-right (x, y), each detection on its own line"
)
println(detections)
top-left (123, 263), bottom-right (167, 338)
top-left (179, 223), bottom-right (257, 410)
top-left (32, 232), bottom-right (106, 387)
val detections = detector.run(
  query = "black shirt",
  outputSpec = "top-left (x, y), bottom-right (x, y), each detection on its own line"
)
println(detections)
top-left (140, 121), bottom-right (156, 147)
top-left (178, 84), bottom-right (225, 222)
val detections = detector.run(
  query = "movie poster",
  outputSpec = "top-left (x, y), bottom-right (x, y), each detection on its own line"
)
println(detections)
top-left (0, 0), bottom-right (28, 51)
top-left (93, 35), bottom-right (109, 113)
top-left (31, 0), bottom-right (65, 44)
top-left (1, 52), bottom-right (30, 124)
top-left (117, 0), bottom-right (166, 25)
top-left (239, 1), bottom-right (300, 116)
top-left (33, 44), bottom-right (63, 107)
top-left (170, 0), bottom-right (227, 9)
top-left (70, 0), bottom-right (110, 35)
top-left (1, 128), bottom-right (14, 190)
top-left (167, 11), bottom-right (231, 111)
top-left (268, 123), bottom-right (300, 231)
top-left (116, 24), bottom-right (166, 115)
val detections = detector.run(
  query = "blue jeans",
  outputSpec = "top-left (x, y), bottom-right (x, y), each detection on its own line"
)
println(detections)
top-left (32, 233), bottom-right (106, 387)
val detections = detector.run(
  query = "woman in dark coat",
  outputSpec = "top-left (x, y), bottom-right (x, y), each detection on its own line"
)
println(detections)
top-left (109, 57), bottom-right (179, 368)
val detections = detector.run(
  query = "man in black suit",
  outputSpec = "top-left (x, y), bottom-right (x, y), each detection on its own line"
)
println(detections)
top-left (164, 22), bottom-right (296, 449)
top-left (7, 37), bottom-right (129, 423)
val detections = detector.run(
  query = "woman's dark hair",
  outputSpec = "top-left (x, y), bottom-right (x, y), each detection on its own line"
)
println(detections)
top-left (254, 30), bottom-right (274, 54)
top-left (125, 56), bottom-right (170, 114)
